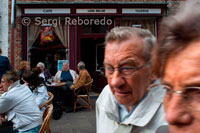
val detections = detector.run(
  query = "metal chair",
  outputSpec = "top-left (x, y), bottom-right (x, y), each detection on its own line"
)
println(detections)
top-left (40, 91), bottom-right (54, 110)
top-left (73, 79), bottom-right (93, 112)
top-left (39, 104), bottom-right (53, 133)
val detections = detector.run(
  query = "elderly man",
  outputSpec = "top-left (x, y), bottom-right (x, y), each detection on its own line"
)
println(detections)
top-left (151, 0), bottom-right (200, 133)
top-left (70, 61), bottom-right (92, 90)
top-left (54, 62), bottom-right (78, 112)
top-left (55, 62), bottom-right (78, 83)
top-left (96, 27), bottom-right (167, 133)
top-left (0, 71), bottom-right (42, 132)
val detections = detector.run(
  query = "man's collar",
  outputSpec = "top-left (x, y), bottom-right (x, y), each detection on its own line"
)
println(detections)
top-left (105, 82), bottom-right (165, 126)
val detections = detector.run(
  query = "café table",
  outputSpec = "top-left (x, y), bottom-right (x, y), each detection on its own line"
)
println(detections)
top-left (46, 82), bottom-right (67, 115)
top-left (46, 82), bottom-right (66, 87)
top-left (46, 82), bottom-right (67, 103)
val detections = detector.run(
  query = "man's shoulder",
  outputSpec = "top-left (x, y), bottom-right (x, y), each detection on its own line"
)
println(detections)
top-left (0, 55), bottom-right (9, 61)
top-left (69, 69), bottom-right (76, 73)
top-left (96, 85), bottom-right (113, 105)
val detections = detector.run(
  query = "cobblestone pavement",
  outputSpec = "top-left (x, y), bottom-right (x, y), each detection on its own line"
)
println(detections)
top-left (50, 94), bottom-right (98, 133)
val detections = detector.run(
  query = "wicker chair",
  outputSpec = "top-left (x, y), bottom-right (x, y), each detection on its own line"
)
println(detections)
top-left (40, 91), bottom-right (54, 110)
top-left (73, 79), bottom-right (93, 112)
top-left (39, 104), bottom-right (53, 133)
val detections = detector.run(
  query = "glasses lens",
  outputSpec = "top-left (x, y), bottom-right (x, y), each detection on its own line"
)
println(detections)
top-left (120, 67), bottom-right (136, 77)
top-left (185, 87), bottom-right (200, 111)
top-left (150, 85), bottom-right (200, 111)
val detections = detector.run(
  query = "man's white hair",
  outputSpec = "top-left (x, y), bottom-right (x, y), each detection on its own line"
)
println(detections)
top-left (36, 62), bottom-right (45, 68)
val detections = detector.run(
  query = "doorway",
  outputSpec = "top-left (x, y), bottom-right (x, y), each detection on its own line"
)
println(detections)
top-left (80, 37), bottom-right (107, 93)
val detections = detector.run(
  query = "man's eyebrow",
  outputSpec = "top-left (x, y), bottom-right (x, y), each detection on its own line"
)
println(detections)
top-left (103, 61), bottom-right (111, 66)
top-left (104, 59), bottom-right (137, 66)
top-left (119, 59), bottom-right (137, 66)
top-left (183, 76), bottom-right (200, 87)
top-left (161, 80), bottom-right (172, 88)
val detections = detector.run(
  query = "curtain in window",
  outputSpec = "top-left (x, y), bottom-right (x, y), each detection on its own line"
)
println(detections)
top-left (28, 23), bottom-right (41, 49)
top-left (53, 24), bottom-right (69, 48)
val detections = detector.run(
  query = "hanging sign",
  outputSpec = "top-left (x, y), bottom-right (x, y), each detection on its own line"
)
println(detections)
top-left (122, 8), bottom-right (161, 14)
top-left (76, 9), bottom-right (117, 14)
top-left (57, 60), bottom-right (69, 71)
top-left (25, 8), bottom-right (70, 14)
top-left (40, 26), bottom-right (55, 45)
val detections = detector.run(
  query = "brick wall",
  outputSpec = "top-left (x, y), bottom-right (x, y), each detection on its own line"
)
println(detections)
top-left (17, 0), bottom-right (167, 2)
top-left (167, 0), bottom-right (185, 15)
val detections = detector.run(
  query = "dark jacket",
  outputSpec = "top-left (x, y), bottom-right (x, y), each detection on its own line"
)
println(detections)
top-left (44, 68), bottom-right (51, 81)
top-left (0, 55), bottom-right (12, 80)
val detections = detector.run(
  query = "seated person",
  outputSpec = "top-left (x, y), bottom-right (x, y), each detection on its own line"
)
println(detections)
top-left (54, 62), bottom-right (78, 111)
top-left (22, 69), bottom-right (49, 110)
top-left (36, 62), bottom-right (51, 82)
top-left (17, 61), bottom-right (31, 84)
top-left (0, 71), bottom-right (42, 132)
top-left (70, 61), bottom-right (92, 91)
top-left (54, 62), bottom-right (78, 83)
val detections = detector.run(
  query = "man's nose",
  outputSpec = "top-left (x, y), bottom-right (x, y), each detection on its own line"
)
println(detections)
top-left (165, 94), bottom-right (193, 125)
top-left (110, 71), bottom-right (125, 88)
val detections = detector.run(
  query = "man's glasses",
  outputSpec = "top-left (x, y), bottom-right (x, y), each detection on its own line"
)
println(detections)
top-left (100, 62), bottom-right (149, 78)
top-left (148, 84), bottom-right (200, 111)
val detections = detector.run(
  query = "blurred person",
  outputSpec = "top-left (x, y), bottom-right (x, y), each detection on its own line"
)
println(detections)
top-left (54, 62), bottom-right (78, 83)
top-left (36, 62), bottom-right (51, 82)
top-left (18, 61), bottom-right (31, 84)
top-left (23, 69), bottom-right (49, 109)
top-left (70, 61), bottom-right (92, 90)
top-left (0, 71), bottom-right (42, 132)
top-left (152, 0), bottom-right (200, 132)
top-left (96, 27), bottom-right (167, 133)
top-left (0, 48), bottom-right (12, 80)
top-left (54, 62), bottom-right (78, 112)
top-left (0, 84), bottom-right (3, 93)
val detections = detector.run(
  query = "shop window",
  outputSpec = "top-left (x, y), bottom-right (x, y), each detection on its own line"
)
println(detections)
top-left (96, 43), bottom-right (105, 71)
top-left (120, 19), bottom-right (156, 36)
top-left (29, 25), bottom-right (66, 75)
top-left (82, 25), bottom-right (108, 34)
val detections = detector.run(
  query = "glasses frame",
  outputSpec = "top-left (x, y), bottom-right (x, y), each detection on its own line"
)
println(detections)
top-left (147, 84), bottom-right (200, 111)
top-left (102, 61), bottom-right (150, 78)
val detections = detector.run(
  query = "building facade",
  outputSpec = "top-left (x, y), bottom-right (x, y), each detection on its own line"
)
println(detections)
top-left (0, 0), bottom-right (9, 57)
top-left (7, 0), bottom-right (184, 92)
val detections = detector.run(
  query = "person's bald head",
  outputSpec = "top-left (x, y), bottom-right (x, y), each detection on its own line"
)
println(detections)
top-left (62, 62), bottom-right (69, 71)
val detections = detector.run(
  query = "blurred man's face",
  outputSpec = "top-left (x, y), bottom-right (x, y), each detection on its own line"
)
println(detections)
top-left (162, 40), bottom-right (200, 133)
top-left (104, 36), bottom-right (151, 111)
top-left (0, 83), bottom-right (3, 91)
top-left (62, 63), bottom-right (69, 71)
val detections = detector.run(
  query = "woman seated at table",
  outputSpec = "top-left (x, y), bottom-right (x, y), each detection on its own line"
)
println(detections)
top-left (36, 62), bottom-right (51, 83)
top-left (22, 69), bottom-right (49, 110)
